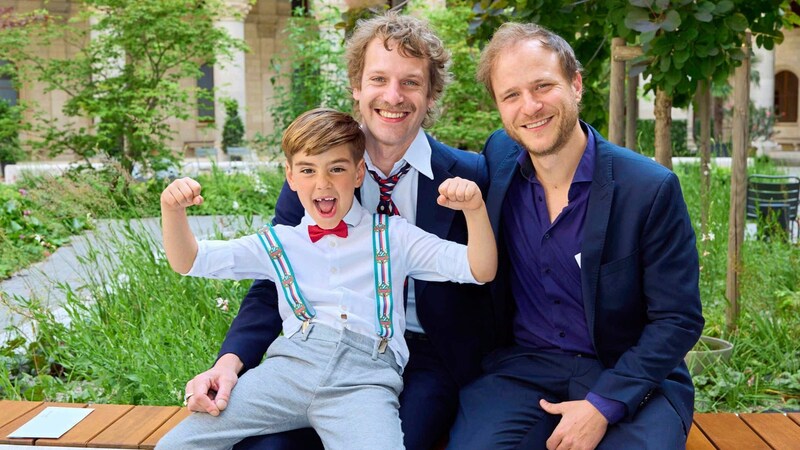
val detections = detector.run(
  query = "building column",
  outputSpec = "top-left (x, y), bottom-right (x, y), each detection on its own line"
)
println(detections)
top-left (752, 46), bottom-right (775, 110)
top-left (214, 0), bottom-right (252, 146)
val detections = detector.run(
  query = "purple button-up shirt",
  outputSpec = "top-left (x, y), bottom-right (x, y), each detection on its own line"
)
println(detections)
top-left (501, 124), bottom-right (625, 424)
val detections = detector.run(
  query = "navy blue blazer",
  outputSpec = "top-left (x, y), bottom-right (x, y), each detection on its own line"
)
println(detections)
top-left (482, 124), bottom-right (704, 431)
top-left (218, 134), bottom-right (492, 387)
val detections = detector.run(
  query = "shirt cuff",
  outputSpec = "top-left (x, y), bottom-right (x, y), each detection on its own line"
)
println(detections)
top-left (585, 392), bottom-right (627, 425)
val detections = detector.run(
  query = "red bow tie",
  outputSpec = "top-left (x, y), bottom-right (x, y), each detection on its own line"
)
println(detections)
top-left (308, 221), bottom-right (348, 243)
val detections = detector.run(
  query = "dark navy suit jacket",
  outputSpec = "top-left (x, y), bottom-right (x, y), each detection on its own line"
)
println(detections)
top-left (218, 134), bottom-right (492, 387)
top-left (482, 124), bottom-right (704, 432)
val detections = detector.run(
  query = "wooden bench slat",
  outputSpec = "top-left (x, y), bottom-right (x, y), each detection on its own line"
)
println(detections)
top-left (138, 408), bottom-right (191, 449)
top-left (0, 403), bottom-right (86, 446)
top-left (87, 406), bottom-right (179, 449)
top-left (686, 421), bottom-right (716, 450)
top-left (35, 404), bottom-right (134, 448)
top-left (740, 413), bottom-right (800, 450)
top-left (0, 402), bottom-right (43, 430)
top-left (693, 413), bottom-right (771, 450)
top-left (788, 412), bottom-right (800, 427)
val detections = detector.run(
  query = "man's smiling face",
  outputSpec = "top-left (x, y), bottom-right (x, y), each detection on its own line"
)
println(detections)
top-left (352, 37), bottom-right (434, 154)
top-left (491, 39), bottom-right (583, 158)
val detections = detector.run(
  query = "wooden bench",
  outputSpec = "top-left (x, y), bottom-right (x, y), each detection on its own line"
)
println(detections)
top-left (1, 400), bottom-right (799, 449)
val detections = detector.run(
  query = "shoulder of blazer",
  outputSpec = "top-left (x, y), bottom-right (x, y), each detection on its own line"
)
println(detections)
top-left (587, 122), bottom-right (675, 187)
top-left (426, 133), bottom-right (488, 186)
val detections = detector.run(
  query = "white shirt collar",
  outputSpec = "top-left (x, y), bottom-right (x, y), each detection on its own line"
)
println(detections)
top-left (364, 129), bottom-right (433, 180)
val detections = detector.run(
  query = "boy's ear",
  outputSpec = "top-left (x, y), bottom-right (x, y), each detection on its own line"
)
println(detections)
top-left (355, 158), bottom-right (366, 188)
top-left (284, 161), bottom-right (298, 192)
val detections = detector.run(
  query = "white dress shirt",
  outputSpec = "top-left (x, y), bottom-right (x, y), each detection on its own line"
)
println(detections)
top-left (186, 200), bottom-right (479, 369)
top-left (362, 129), bottom-right (433, 333)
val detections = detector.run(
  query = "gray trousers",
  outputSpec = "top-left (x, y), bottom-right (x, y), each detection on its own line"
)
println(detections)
top-left (156, 323), bottom-right (405, 450)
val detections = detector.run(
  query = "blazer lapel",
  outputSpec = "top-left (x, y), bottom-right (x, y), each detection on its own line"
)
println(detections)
top-left (415, 137), bottom-right (457, 299)
top-left (416, 138), bottom-right (456, 239)
top-left (581, 129), bottom-right (615, 340)
top-left (486, 145), bottom-right (521, 240)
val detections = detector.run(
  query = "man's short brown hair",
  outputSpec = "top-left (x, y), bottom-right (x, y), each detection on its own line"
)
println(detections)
top-left (282, 108), bottom-right (365, 163)
top-left (477, 22), bottom-right (583, 100)
top-left (345, 11), bottom-right (451, 128)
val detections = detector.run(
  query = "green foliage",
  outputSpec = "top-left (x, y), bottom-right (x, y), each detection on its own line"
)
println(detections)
top-left (221, 99), bottom-right (245, 153)
top-left (636, 119), bottom-right (690, 156)
top-left (0, 0), bottom-right (244, 173)
top-left (412, 1), bottom-right (499, 151)
top-left (0, 99), bottom-right (26, 165)
top-left (258, 6), bottom-right (350, 158)
top-left (1, 229), bottom-right (253, 404)
top-left (674, 161), bottom-right (800, 411)
top-left (608, 0), bottom-right (794, 107)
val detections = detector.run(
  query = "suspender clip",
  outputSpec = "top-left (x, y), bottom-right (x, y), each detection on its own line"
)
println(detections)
top-left (301, 319), bottom-right (311, 334)
top-left (378, 338), bottom-right (389, 354)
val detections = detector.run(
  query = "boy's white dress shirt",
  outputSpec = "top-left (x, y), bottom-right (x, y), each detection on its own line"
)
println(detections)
top-left (186, 200), bottom-right (479, 369)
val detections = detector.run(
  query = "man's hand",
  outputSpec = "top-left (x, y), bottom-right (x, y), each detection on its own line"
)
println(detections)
top-left (541, 399), bottom-right (608, 450)
top-left (184, 354), bottom-right (243, 416)
top-left (437, 177), bottom-right (484, 211)
top-left (161, 177), bottom-right (204, 211)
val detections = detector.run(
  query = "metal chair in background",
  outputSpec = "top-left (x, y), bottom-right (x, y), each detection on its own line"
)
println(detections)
top-left (746, 174), bottom-right (800, 241)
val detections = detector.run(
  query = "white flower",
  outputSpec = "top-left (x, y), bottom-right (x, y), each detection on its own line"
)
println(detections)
top-left (117, 273), bottom-right (130, 285)
top-left (232, 201), bottom-right (240, 210)
top-left (701, 232), bottom-right (715, 242)
top-left (216, 297), bottom-right (230, 312)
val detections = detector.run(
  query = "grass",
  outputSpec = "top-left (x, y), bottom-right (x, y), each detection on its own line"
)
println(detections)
top-left (0, 160), bottom-right (798, 413)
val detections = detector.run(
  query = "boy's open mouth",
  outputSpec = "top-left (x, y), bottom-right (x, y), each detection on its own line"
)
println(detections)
top-left (314, 197), bottom-right (337, 218)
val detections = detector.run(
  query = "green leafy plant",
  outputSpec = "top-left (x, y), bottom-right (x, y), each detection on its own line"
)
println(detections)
top-left (222, 98), bottom-right (245, 154)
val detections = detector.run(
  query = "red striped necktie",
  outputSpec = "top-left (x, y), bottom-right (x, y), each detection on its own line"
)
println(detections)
top-left (368, 161), bottom-right (412, 216)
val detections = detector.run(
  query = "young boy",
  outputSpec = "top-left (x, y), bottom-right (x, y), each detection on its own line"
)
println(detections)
top-left (155, 108), bottom-right (496, 450)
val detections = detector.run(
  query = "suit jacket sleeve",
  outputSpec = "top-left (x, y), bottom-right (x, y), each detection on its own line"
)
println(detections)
top-left (217, 180), bottom-right (303, 372)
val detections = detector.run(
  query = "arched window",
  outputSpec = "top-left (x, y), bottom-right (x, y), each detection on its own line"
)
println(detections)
top-left (197, 63), bottom-right (214, 121)
top-left (0, 60), bottom-right (18, 106)
top-left (774, 70), bottom-right (798, 123)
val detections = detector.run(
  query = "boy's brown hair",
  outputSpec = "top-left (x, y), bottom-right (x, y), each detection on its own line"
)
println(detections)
top-left (282, 108), bottom-right (365, 163)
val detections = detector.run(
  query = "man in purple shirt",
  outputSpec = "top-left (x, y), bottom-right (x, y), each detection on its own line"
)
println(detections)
top-left (447, 23), bottom-right (704, 449)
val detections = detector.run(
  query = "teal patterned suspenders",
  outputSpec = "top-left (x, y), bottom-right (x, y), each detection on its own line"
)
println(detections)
top-left (371, 214), bottom-right (393, 353)
top-left (257, 225), bottom-right (316, 332)
top-left (258, 216), bottom-right (394, 353)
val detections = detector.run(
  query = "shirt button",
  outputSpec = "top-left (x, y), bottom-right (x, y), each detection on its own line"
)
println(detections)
top-left (331, 267), bottom-right (338, 274)
top-left (559, 331), bottom-right (566, 338)
top-left (329, 240), bottom-right (336, 248)
top-left (544, 268), bottom-right (551, 274)
top-left (544, 233), bottom-right (551, 239)
top-left (554, 299), bottom-right (561, 305)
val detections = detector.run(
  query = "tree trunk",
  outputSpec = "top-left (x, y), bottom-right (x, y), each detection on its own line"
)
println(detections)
top-left (654, 88), bottom-right (673, 170)
top-left (625, 70), bottom-right (639, 151)
top-left (697, 80), bottom-right (712, 237)
top-left (609, 37), bottom-right (625, 146)
top-left (726, 33), bottom-right (751, 334)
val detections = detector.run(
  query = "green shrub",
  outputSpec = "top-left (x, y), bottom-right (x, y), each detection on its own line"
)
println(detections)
top-left (222, 99), bottom-right (245, 154)
top-left (636, 119), bottom-right (691, 156)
